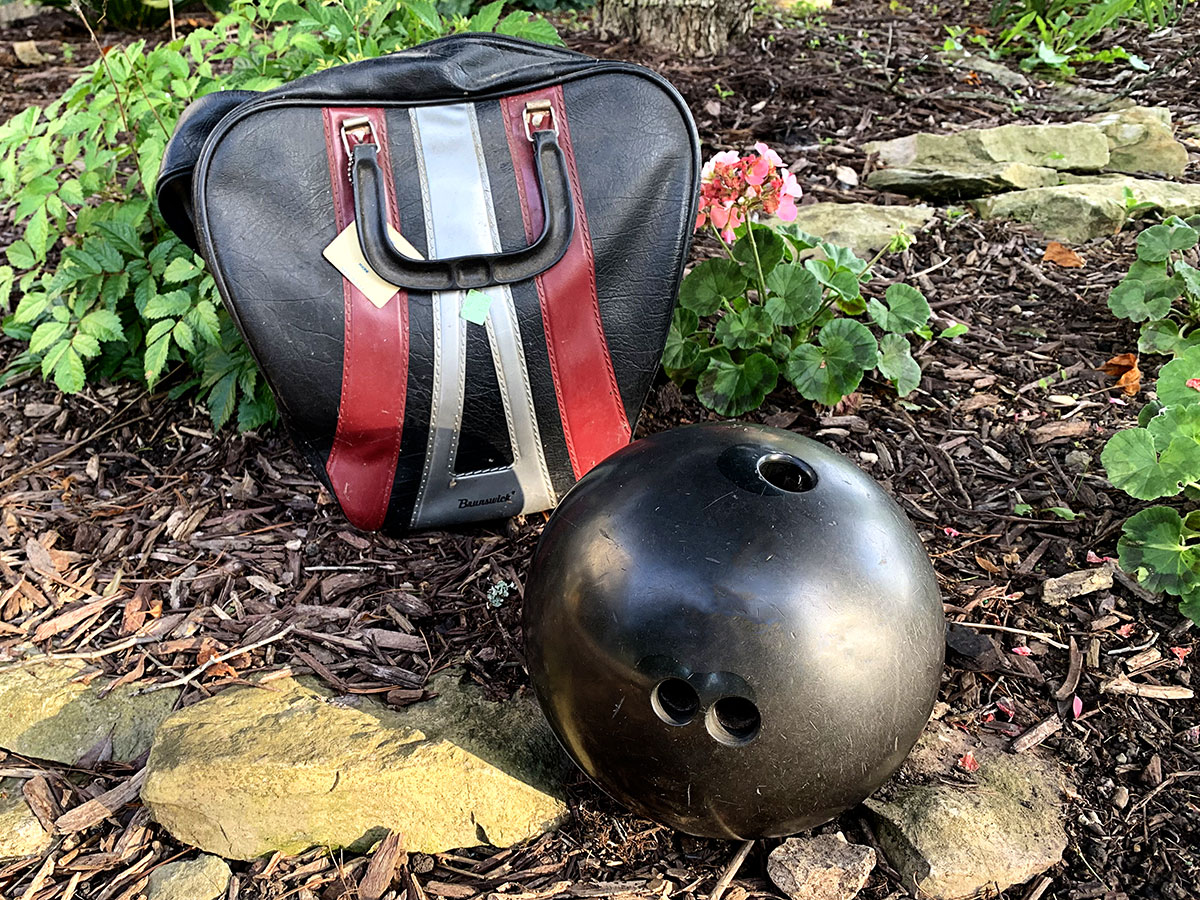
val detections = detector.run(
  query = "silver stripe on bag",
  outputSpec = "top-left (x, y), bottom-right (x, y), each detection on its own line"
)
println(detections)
top-left (408, 103), bottom-right (557, 528)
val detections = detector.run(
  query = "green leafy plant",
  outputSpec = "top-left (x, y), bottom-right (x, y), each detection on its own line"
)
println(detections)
top-left (989, 0), bottom-right (1165, 73)
top-left (1107, 216), bottom-right (1200, 359)
top-left (666, 145), bottom-right (961, 417)
top-left (0, 0), bottom-right (559, 430)
top-left (1101, 346), bottom-right (1200, 623)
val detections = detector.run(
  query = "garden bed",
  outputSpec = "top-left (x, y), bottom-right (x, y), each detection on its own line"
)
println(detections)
top-left (0, 1), bottom-right (1197, 898)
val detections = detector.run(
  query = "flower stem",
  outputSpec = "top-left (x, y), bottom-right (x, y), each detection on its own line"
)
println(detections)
top-left (710, 224), bottom-right (735, 260)
top-left (743, 223), bottom-right (769, 304)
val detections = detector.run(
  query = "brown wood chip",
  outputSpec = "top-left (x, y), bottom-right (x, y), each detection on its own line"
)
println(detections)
top-left (22, 775), bottom-right (61, 832)
top-left (1030, 419), bottom-right (1092, 444)
top-left (1010, 714), bottom-right (1063, 753)
top-left (425, 882), bottom-right (476, 899)
top-left (1052, 637), bottom-right (1083, 701)
top-left (1100, 675), bottom-right (1195, 701)
top-left (358, 831), bottom-right (405, 900)
top-left (55, 768), bottom-right (147, 833)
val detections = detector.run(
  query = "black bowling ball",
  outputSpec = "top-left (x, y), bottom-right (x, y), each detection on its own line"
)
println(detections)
top-left (523, 422), bottom-right (944, 839)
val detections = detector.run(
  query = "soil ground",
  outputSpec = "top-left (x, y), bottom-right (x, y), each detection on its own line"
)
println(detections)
top-left (0, 1), bottom-right (1198, 898)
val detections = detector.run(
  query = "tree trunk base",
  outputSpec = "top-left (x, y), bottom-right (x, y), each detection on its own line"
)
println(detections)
top-left (595, 0), bottom-right (754, 58)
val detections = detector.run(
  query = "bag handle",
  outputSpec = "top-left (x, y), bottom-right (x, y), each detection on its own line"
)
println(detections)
top-left (350, 108), bottom-right (575, 292)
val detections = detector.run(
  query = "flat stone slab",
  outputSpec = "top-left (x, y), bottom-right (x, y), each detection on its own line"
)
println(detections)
top-left (865, 109), bottom-right (1186, 200)
top-left (146, 855), bottom-right (231, 900)
top-left (865, 722), bottom-right (1067, 900)
top-left (0, 660), bottom-right (179, 765)
top-left (0, 779), bottom-right (52, 860)
top-left (767, 834), bottom-right (876, 900)
top-left (788, 202), bottom-right (935, 255)
top-left (142, 673), bottom-right (569, 859)
top-left (973, 176), bottom-right (1200, 243)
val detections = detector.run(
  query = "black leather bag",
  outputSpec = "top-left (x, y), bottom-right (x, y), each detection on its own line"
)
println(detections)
top-left (157, 34), bottom-right (699, 532)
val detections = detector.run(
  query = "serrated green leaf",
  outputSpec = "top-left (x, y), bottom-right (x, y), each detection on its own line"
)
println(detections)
top-left (877, 332), bottom-right (922, 396)
top-left (1101, 428), bottom-right (1178, 500)
top-left (1157, 346), bottom-right (1200, 408)
top-left (172, 320), bottom-right (195, 353)
top-left (29, 320), bottom-right (68, 355)
top-left (805, 258), bottom-right (862, 305)
top-left (764, 264), bottom-right (821, 327)
top-left (679, 259), bottom-right (747, 316)
top-left (12, 290), bottom-right (48, 324)
top-left (468, 0), bottom-right (504, 32)
top-left (89, 238), bottom-right (124, 274)
top-left (715, 306), bottom-right (774, 350)
top-left (1014, 503), bottom-right (1033, 515)
top-left (6, 241), bottom-right (35, 269)
top-left (51, 346), bottom-right (84, 393)
top-left (868, 283), bottom-right (931, 334)
top-left (189, 299), bottom-right (221, 345)
top-left (672, 306), bottom-right (699, 336)
top-left (0, 266), bottom-right (12, 311)
top-left (696, 352), bottom-right (779, 417)
top-left (96, 222), bottom-right (143, 257)
top-left (494, 12), bottom-right (563, 45)
top-left (162, 257), bottom-right (199, 283)
top-left (78, 308), bottom-right (124, 341)
top-left (25, 208), bottom-right (48, 262)
top-left (40, 339), bottom-right (70, 379)
top-left (144, 335), bottom-right (171, 387)
top-left (71, 332), bottom-right (101, 359)
top-left (143, 290), bottom-right (192, 319)
top-left (206, 370), bottom-right (239, 430)
top-left (1118, 506), bottom-right (1200, 597)
top-left (940, 322), bottom-right (969, 339)
top-left (785, 318), bottom-right (878, 406)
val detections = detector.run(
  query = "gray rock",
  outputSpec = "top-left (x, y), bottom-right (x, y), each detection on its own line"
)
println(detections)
top-left (146, 855), bottom-right (231, 900)
top-left (1085, 107), bottom-right (1188, 177)
top-left (787, 202), bottom-right (935, 255)
top-left (940, 52), bottom-right (1028, 89)
top-left (868, 163), bottom-right (1059, 200)
top-left (142, 673), bottom-right (569, 860)
top-left (0, 3), bottom-right (43, 26)
top-left (0, 660), bottom-right (180, 765)
top-left (972, 177), bottom-right (1200, 242)
top-left (767, 834), bottom-right (876, 900)
top-left (865, 723), bottom-right (1068, 900)
top-left (865, 123), bottom-right (1109, 174)
top-left (0, 779), bottom-right (52, 860)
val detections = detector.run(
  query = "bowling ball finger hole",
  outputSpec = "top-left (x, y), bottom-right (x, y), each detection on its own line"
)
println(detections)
top-left (707, 696), bottom-right (761, 746)
top-left (651, 678), bottom-right (700, 726)
top-left (756, 454), bottom-right (817, 493)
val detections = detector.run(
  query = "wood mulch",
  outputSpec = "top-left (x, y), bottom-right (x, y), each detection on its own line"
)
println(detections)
top-left (0, 0), bottom-right (1198, 898)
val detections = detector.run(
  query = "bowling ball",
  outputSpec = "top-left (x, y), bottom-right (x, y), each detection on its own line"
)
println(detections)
top-left (523, 422), bottom-right (944, 838)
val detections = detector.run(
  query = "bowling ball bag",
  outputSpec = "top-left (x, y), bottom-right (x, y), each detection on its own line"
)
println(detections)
top-left (156, 34), bottom-right (699, 532)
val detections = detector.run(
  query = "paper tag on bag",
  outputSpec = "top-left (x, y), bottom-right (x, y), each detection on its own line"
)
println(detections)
top-left (322, 221), bottom-right (424, 309)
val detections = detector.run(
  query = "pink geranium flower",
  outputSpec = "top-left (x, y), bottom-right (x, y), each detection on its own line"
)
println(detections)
top-left (695, 142), bottom-right (804, 238)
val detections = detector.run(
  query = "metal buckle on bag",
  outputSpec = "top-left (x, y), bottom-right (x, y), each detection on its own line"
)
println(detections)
top-left (523, 101), bottom-right (557, 141)
top-left (340, 116), bottom-right (376, 156)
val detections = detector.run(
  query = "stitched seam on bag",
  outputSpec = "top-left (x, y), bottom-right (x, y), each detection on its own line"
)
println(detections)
top-left (552, 89), bottom-right (629, 445)
top-left (408, 108), bottom-right (441, 529)
top-left (370, 109), bottom-right (408, 529)
top-left (500, 94), bottom-right (580, 476)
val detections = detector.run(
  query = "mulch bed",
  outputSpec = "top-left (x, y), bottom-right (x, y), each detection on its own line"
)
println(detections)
top-left (0, 1), bottom-right (1198, 898)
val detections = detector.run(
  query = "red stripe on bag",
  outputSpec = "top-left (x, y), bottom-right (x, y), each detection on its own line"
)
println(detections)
top-left (321, 107), bottom-right (409, 531)
top-left (501, 89), bottom-right (631, 479)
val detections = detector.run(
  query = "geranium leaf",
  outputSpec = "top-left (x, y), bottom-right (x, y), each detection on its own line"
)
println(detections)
top-left (1118, 506), bottom-right (1200, 597)
top-left (715, 306), bottom-right (774, 350)
top-left (764, 264), bottom-right (821, 327)
top-left (732, 225), bottom-right (786, 276)
top-left (679, 259), bottom-right (747, 316)
top-left (868, 283), bottom-right (932, 334)
top-left (877, 333), bottom-right (922, 396)
top-left (696, 352), bottom-right (779, 417)
top-left (1157, 346), bottom-right (1200, 408)
top-left (1101, 428), bottom-right (1177, 500)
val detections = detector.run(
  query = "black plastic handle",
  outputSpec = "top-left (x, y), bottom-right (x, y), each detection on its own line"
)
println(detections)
top-left (351, 129), bottom-right (575, 291)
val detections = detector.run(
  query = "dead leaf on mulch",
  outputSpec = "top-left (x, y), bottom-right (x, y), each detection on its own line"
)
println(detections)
top-left (1043, 241), bottom-right (1085, 268)
top-left (1031, 419), bottom-right (1092, 444)
top-left (1100, 353), bottom-right (1142, 395)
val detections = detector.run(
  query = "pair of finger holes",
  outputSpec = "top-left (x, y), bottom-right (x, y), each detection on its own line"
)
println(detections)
top-left (651, 678), bottom-right (761, 745)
